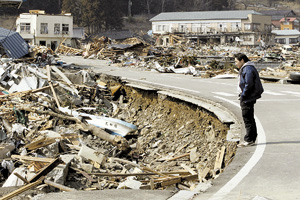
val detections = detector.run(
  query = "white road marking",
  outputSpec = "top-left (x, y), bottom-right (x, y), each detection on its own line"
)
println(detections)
top-left (281, 91), bottom-right (300, 96)
top-left (212, 92), bottom-right (236, 97)
top-left (209, 96), bottom-right (266, 200)
top-left (263, 90), bottom-right (285, 96)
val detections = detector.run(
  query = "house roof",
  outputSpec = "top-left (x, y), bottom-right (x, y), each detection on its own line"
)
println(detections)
top-left (150, 10), bottom-right (262, 22)
top-left (0, 27), bottom-right (28, 59)
top-left (259, 10), bottom-right (297, 21)
top-left (279, 17), bottom-right (298, 22)
top-left (272, 29), bottom-right (300, 36)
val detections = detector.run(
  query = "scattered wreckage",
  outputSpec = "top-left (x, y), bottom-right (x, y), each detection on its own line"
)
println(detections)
top-left (0, 51), bottom-right (237, 199)
top-left (52, 33), bottom-right (300, 81)
top-left (1, 30), bottom-right (300, 199)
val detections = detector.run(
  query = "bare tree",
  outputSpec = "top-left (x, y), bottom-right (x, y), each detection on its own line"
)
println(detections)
top-left (227, 0), bottom-right (237, 9)
top-left (128, 0), bottom-right (132, 16)
top-left (146, 0), bottom-right (154, 14)
top-left (240, 0), bottom-right (250, 9)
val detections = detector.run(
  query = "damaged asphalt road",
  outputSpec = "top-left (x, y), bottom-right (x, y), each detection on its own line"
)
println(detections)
top-left (59, 55), bottom-right (300, 200)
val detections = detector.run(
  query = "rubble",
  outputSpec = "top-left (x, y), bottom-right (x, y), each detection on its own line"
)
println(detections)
top-left (0, 46), bottom-right (238, 199)
top-left (1, 31), bottom-right (300, 199)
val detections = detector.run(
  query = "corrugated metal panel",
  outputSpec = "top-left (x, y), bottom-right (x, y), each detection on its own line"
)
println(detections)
top-left (150, 10), bottom-right (262, 22)
top-left (0, 27), bottom-right (28, 59)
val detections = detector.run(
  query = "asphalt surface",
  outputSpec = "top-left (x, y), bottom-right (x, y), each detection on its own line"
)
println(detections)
top-left (50, 56), bottom-right (300, 200)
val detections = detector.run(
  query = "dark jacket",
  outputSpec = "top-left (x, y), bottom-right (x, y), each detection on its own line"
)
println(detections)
top-left (239, 63), bottom-right (264, 103)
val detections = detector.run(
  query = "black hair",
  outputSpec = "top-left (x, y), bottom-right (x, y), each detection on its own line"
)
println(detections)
top-left (234, 53), bottom-right (250, 62)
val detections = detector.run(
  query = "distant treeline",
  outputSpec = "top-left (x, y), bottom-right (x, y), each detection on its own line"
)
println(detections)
top-left (0, 0), bottom-right (292, 32)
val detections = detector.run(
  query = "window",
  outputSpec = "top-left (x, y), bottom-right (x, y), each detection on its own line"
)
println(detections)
top-left (231, 22), bottom-right (241, 32)
top-left (39, 41), bottom-right (46, 46)
top-left (289, 38), bottom-right (298, 44)
top-left (62, 24), bottom-right (69, 35)
top-left (191, 24), bottom-right (201, 32)
top-left (253, 23), bottom-right (260, 31)
top-left (179, 24), bottom-right (186, 32)
top-left (40, 23), bottom-right (48, 34)
top-left (283, 21), bottom-right (289, 25)
top-left (264, 24), bottom-right (272, 32)
top-left (276, 38), bottom-right (286, 44)
top-left (162, 25), bottom-right (169, 31)
top-left (244, 23), bottom-right (251, 31)
top-left (20, 23), bottom-right (30, 34)
top-left (54, 23), bottom-right (60, 35)
top-left (243, 36), bottom-right (252, 41)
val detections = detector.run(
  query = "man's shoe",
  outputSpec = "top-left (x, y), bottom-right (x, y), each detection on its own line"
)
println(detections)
top-left (237, 141), bottom-right (255, 147)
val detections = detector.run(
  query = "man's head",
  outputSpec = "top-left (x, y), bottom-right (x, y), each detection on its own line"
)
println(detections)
top-left (234, 53), bottom-right (250, 68)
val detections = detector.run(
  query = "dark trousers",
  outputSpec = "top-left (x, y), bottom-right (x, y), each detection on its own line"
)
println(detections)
top-left (240, 100), bottom-right (257, 142)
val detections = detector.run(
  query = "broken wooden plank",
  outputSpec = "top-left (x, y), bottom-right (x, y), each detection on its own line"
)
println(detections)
top-left (214, 146), bottom-right (226, 170)
top-left (11, 155), bottom-right (54, 163)
top-left (142, 174), bottom-right (198, 189)
top-left (51, 65), bottom-right (79, 95)
top-left (25, 134), bottom-right (81, 151)
top-left (166, 153), bottom-right (190, 161)
top-left (25, 137), bottom-right (56, 151)
top-left (13, 172), bottom-right (29, 184)
top-left (46, 65), bottom-right (60, 107)
top-left (70, 167), bottom-right (97, 183)
top-left (28, 157), bottom-right (61, 183)
top-left (199, 167), bottom-right (210, 182)
top-left (180, 163), bottom-right (197, 175)
top-left (0, 177), bottom-right (44, 200)
top-left (44, 179), bottom-right (77, 192)
top-left (89, 171), bottom-right (190, 177)
top-left (109, 157), bottom-right (169, 177)
top-left (0, 84), bottom-right (58, 99)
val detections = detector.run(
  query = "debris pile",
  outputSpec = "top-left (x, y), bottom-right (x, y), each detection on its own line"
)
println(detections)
top-left (0, 58), bottom-right (236, 199)
top-left (54, 32), bottom-right (300, 81)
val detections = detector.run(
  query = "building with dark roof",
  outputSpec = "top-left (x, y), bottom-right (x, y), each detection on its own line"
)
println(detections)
top-left (150, 10), bottom-right (273, 47)
top-left (259, 10), bottom-right (298, 29)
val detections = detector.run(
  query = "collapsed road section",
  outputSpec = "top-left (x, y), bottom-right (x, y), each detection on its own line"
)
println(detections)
top-left (0, 60), bottom-right (238, 199)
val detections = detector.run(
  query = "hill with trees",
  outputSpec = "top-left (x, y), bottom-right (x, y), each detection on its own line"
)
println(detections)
top-left (1, 0), bottom-right (300, 34)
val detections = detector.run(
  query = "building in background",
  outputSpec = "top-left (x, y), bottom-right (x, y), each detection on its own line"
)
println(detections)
top-left (279, 17), bottom-right (300, 31)
top-left (272, 29), bottom-right (300, 45)
top-left (150, 10), bottom-right (273, 47)
top-left (259, 10), bottom-right (298, 30)
top-left (16, 10), bottom-right (73, 51)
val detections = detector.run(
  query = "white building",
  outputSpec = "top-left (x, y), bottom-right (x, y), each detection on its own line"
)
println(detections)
top-left (16, 10), bottom-right (73, 50)
top-left (272, 29), bottom-right (300, 45)
top-left (150, 10), bottom-right (273, 46)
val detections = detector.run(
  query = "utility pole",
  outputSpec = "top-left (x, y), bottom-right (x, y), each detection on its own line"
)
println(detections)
top-left (128, 0), bottom-right (132, 17)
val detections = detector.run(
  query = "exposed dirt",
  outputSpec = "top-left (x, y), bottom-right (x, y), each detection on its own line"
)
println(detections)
top-left (120, 82), bottom-right (237, 174)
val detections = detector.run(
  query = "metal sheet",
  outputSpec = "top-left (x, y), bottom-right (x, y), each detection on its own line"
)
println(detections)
top-left (0, 27), bottom-right (29, 59)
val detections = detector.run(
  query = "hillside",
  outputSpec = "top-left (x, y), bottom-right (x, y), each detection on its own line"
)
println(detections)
top-left (1, 1), bottom-right (300, 35)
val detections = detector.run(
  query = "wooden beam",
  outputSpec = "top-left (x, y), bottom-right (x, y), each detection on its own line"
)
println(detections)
top-left (0, 84), bottom-right (58, 99)
top-left (0, 177), bottom-right (44, 200)
top-left (11, 155), bottom-right (54, 163)
top-left (28, 158), bottom-right (61, 183)
top-left (89, 171), bottom-right (190, 177)
top-left (214, 146), bottom-right (226, 170)
top-left (46, 65), bottom-right (60, 108)
top-left (13, 172), bottom-right (30, 184)
top-left (44, 180), bottom-right (77, 192)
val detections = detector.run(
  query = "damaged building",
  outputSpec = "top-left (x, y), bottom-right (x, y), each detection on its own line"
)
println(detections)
top-left (150, 10), bottom-right (274, 47)
top-left (16, 10), bottom-right (74, 51)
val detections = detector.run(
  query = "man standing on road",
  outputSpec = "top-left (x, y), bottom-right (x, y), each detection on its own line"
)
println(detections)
top-left (234, 53), bottom-right (264, 147)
